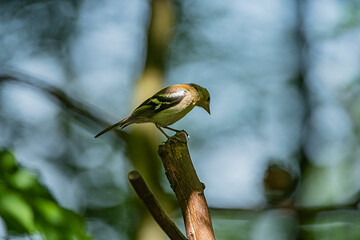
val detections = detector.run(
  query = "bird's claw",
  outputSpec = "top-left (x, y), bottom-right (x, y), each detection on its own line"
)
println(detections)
top-left (181, 130), bottom-right (190, 139)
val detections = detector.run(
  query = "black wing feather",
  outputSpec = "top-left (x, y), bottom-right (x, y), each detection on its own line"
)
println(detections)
top-left (150, 93), bottom-right (186, 111)
top-left (130, 89), bottom-right (187, 119)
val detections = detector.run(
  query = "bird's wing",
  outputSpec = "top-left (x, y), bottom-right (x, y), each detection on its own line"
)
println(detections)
top-left (129, 87), bottom-right (188, 119)
top-left (94, 86), bottom-right (190, 137)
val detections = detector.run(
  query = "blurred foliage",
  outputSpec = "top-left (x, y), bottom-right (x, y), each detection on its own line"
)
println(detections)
top-left (0, 149), bottom-right (91, 240)
top-left (263, 162), bottom-right (299, 206)
top-left (333, 1), bottom-right (360, 36)
top-left (0, 0), bottom-right (81, 51)
top-left (1, 0), bottom-right (360, 239)
top-left (300, 210), bottom-right (360, 240)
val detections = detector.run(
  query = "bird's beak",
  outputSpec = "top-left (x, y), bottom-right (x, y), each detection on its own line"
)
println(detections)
top-left (203, 104), bottom-right (211, 115)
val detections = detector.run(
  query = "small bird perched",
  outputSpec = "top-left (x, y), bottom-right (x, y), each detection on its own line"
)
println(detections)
top-left (94, 83), bottom-right (211, 139)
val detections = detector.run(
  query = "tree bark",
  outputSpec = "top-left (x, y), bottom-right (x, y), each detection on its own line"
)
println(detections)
top-left (158, 132), bottom-right (215, 240)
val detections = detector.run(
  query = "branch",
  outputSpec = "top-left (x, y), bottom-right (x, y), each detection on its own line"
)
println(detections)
top-left (158, 132), bottom-right (215, 240)
top-left (128, 170), bottom-right (186, 240)
top-left (0, 68), bottom-right (128, 141)
top-left (209, 198), bottom-right (360, 220)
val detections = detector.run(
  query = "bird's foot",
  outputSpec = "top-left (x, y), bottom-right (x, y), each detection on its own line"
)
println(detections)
top-left (162, 126), bottom-right (190, 139)
top-left (180, 130), bottom-right (190, 139)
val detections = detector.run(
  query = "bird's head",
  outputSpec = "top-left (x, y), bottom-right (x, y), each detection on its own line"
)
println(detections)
top-left (191, 84), bottom-right (211, 114)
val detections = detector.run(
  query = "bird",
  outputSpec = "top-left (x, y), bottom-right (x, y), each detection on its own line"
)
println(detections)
top-left (94, 83), bottom-right (211, 139)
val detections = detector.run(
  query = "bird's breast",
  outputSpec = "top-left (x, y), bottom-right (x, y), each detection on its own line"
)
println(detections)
top-left (151, 97), bottom-right (195, 127)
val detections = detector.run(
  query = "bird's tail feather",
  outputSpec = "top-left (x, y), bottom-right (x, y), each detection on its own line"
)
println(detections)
top-left (94, 117), bottom-right (131, 138)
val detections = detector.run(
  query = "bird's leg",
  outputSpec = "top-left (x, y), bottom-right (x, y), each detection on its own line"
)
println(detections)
top-left (155, 124), bottom-right (170, 139)
top-left (163, 126), bottom-right (189, 139)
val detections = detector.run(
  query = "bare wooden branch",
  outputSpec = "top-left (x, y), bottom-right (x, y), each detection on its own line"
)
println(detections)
top-left (158, 132), bottom-right (215, 240)
top-left (128, 170), bottom-right (186, 240)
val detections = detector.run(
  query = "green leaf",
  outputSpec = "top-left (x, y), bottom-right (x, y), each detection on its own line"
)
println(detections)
top-left (9, 170), bottom-right (38, 190)
top-left (0, 149), bottom-right (92, 239)
top-left (0, 191), bottom-right (36, 233)
top-left (0, 150), bottom-right (16, 173)
top-left (34, 198), bottom-right (64, 225)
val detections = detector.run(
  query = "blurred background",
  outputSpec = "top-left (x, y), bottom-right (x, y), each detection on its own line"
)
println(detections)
top-left (1, 0), bottom-right (360, 239)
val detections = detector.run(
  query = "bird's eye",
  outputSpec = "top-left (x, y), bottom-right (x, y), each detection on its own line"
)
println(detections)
top-left (207, 97), bottom-right (210, 101)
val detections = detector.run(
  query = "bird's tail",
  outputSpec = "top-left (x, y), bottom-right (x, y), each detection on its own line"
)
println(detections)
top-left (94, 117), bottom-right (131, 138)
